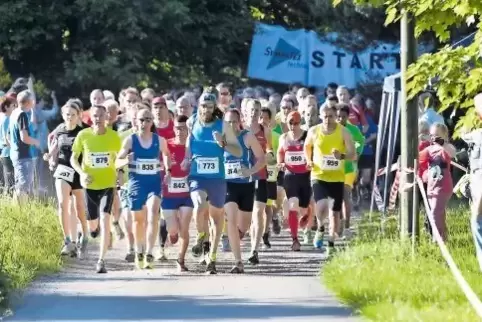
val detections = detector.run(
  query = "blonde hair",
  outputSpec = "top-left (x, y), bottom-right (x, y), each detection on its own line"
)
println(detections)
top-left (431, 122), bottom-right (449, 140)
top-left (103, 99), bottom-right (119, 112)
top-left (418, 119), bottom-right (430, 134)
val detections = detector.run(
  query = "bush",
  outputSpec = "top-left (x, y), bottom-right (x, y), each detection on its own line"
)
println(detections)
top-left (322, 204), bottom-right (482, 321)
top-left (0, 197), bottom-right (62, 315)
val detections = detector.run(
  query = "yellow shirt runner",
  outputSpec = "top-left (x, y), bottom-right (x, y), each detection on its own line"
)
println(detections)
top-left (72, 127), bottom-right (121, 190)
top-left (311, 123), bottom-right (346, 183)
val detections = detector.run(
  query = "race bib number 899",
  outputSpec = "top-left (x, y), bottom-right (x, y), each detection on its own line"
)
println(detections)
top-left (90, 152), bottom-right (110, 169)
top-left (196, 157), bottom-right (219, 174)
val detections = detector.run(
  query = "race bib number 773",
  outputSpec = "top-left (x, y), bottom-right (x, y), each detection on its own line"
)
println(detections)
top-left (196, 157), bottom-right (219, 174)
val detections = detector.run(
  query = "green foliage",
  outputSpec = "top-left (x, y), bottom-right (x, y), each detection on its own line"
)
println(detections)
top-left (0, 198), bottom-right (62, 316)
top-left (340, 0), bottom-right (482, 137)
top-left (0, 0), bottom-right (398, 99)
top-left (0, 59), bottom-right (11, 90)
top-left (322, 205), bottom-right (482, 321)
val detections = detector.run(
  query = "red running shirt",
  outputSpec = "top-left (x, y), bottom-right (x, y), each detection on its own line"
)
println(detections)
top-left (162, 139), bottom-right (190, 198)
top-left (156, 120), bottom-right (175, 140)
top-left (279, 131), bottom-right (309, 174)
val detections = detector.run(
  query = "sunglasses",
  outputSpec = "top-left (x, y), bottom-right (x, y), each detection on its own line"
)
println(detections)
top-left (220, 92), bottom-right (230, 96)
top-left (139, 118), bottom-right (153, 123)
top-left (153, 103), bottom-right (166, 108)
top-left (289, 122), bottom-right (300, 126)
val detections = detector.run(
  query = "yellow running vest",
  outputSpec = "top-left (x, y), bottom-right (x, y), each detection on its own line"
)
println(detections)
top-left (311, 124), bottom-right (346, 182)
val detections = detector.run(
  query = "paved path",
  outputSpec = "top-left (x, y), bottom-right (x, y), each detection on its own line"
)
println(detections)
top-left (8, 227), bottom-right (359, 322)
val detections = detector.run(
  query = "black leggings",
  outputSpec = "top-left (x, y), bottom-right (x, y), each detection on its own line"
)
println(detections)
top-left (0, 157), bottom-right (14, 194)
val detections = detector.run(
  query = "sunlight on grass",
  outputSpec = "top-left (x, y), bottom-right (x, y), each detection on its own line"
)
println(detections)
top-left (322, 204), bottom-right (481, 322)
top-left (0, 197), bottom-right (62, 314)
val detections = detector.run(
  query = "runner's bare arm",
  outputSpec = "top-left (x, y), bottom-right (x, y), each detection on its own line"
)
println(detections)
top-left (303, 126), bottom-right (315, 163)
top-left (342, 127), bottom-right (356, 160)
top-left (222, 120), bottom-right (242, 157)
top-left (245, 132), bottom-right (266, 175)
top-left (264, 126), bottom-right (273, 153)
top-left (159, 136), bottom-right (172, 170)
top-left (277, 133), bottom-right (286, 164)
top-left (70, 136), bottom-right (84, 176)
top-left (115, 135), bottom-right (133, 169)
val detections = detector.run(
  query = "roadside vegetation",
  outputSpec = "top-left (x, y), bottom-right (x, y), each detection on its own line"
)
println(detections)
top-left (0, 197), bottom-right (62, 316)
top-left (322, 204), bottom-right (482, 321)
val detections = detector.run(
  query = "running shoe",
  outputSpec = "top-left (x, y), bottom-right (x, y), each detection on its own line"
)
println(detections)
top-left (206, 261), bottom-right (217, 274)
top-left (230, 261), bottom-right (245, 274)
top-left (291, 238), bottom-right (301, 251)
top-left (158, 247), bottom-right (168, 261)
top-left (272, 215), bottom-right (281, 235)
top-left (125, 250), bottom-right (135, 263)
top-left (247, 250), bottom-right (259, 265)
top-left (77, 238), bottom-right (88, 260)
top-left (60, 242), bottom-right (76, 257)
top-left (135, 253), bottom-right (144, 269)
top-left (96, 260), bottom-right (107, 273)
top-left (191, 235), bottom-right (204, 257)
top-left (221, 235), bottom-right (231, 252)
top-left (143, 254), bottom-right (154, 269)
top-left (113, 221), bottom-right (125, 240)
top-left (262, 232), bottom-right (271, 249)
top-left (303, 229), bottom-right (313, 245)
top-left (313, 230), bottom-right (324, 249)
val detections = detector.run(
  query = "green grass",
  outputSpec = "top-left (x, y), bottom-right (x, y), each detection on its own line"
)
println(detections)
top-left (0, 197), bottom-right (62, 315)
top-left (322, 204), bottom-right (482, 321)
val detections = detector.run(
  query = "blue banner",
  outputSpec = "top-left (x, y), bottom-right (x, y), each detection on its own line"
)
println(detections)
top-left (247, 23), bottom-right (401, 88)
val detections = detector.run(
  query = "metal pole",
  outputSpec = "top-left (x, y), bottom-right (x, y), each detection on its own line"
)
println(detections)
top-left (400, 11), bottom-right (419, 239)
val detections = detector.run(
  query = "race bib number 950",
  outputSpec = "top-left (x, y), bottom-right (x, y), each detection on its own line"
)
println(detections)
top-left (285, 151), bottom-right (305, 166)
top-left (196, 157), bottom-right (219, 174)
top-left (90, 152), bottom-right (111, 169)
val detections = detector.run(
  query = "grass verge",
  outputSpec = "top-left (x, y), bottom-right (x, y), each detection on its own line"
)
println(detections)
top-left (322, 204), bottom-right (482, 321)
top-left (0, 197), bottom-right (62, 316)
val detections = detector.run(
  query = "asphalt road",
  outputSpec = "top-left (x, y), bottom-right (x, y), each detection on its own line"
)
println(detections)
top-left (8, 226), bottom-right (359, 322)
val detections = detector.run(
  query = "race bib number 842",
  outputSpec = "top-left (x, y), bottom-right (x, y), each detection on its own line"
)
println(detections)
top-left (168, 177), bottom-right (189, 193)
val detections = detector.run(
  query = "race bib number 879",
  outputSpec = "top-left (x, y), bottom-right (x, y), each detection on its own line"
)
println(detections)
top-left (90, 152), bottom-right (110, 169)
top-left (196, 157), bottom-right (219, 174)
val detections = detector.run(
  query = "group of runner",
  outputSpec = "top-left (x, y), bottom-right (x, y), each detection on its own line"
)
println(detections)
top-left (41, 84), bottom-right (370, 274)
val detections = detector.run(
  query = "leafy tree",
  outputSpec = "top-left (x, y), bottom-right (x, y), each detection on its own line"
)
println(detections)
top-left (337, 0), bottom-right (482, 137)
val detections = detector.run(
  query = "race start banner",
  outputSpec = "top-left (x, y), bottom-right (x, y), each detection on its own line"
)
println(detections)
top-left (247, 23), bottom-right (401, 88)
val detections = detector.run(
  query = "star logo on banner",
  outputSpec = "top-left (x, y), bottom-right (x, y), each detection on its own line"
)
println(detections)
top-left (266, 38), bottom-right (301, 70)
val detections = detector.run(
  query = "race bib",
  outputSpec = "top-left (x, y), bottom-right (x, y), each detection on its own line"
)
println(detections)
top-left (267, 165), bottom-right (278, 182)
top-left (225, 161), bottom-right (242, 179)
top-left (168, 177), bottom-right (189, 193)
top-left (53, 164), bottom-right (75, 183)
top-left (196, 157), bottom-right (219, 174)
top-left (90, 152), bottom-right (111, 168)
top-left (321, 155), bottom-right (341, 170)
top-left (285, 151), bottom-right (306, 166)
top-left (136, 158), bottom-right (159, 175)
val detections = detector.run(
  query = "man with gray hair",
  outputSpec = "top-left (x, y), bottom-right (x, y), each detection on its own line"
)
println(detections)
top-left (7, 89), bottom-right (40, 201)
